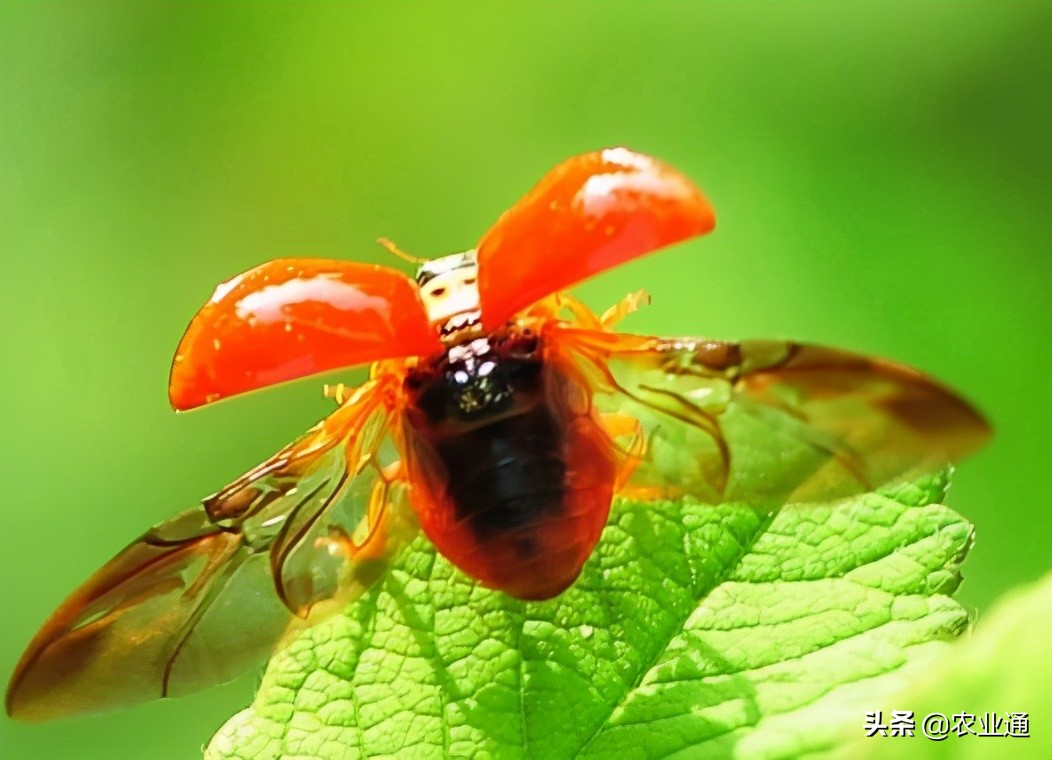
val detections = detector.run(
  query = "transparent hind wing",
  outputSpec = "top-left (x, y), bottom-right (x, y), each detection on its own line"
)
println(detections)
top-left (6, 379), bottom-right (418, 721)
top-left (554, 327), bottom-right (990, 506)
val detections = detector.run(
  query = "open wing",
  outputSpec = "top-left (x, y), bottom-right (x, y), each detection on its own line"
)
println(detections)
top-left (169, 258), bottom-right (439, 410)
top-left (476, 147), bottom-right (715, 330)
top-left (6, 380), bottom-right (416, 721)
top-left (553, 327), bottom-right (990, 506)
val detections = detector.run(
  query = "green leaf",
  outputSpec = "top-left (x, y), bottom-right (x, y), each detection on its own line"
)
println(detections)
top-left (206, 472), bottom-right (972, 760)
top-left (843, 571), bottom-right (1052, 760)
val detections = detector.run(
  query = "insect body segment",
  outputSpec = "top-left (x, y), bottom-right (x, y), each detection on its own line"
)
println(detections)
top-left (401, 322), bottom-right (619, 600)
top-left (7, 147), bottom-right (989, 721)
top-left (416, 249), bottom-right (481, 327)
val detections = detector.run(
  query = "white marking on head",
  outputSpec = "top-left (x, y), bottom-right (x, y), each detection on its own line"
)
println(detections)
top-left (416, 250), bottom-right (480, 324)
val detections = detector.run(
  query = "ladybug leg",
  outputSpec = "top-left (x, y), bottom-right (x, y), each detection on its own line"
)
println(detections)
top-left (600, 289), bottom-right (651, 329)
top-left (314, 441), bottom-right (404, 564)
top-left (600, 411), bottom-right (687, 501)
top-left (355, 479), bottom-right (393, 561)
top-left (553, 293), bottom-right (604, 329)
top-left (314, 461), bottom-right (403, 563)
top-left (600, 411), bottom-right (641, 438)
top-left (323, 383), bottom-right (354, 405)
top-left (379, 459), bottom-right (403, 481)
top-left (599, 412), bottom-right (646, 490)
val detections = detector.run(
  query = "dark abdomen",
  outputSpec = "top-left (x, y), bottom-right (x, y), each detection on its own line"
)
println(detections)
top-left (402, 329), bottom-right (618, 600)
top-left (434, 403), bottom-right (566, 542)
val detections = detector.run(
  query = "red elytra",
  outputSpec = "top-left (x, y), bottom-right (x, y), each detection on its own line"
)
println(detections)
top-left (168, 259), bottom-right (441, 410)
top-left (169, 147), bottom-right (714, 410)
top-left (477, 146), bottom-right (715, 329)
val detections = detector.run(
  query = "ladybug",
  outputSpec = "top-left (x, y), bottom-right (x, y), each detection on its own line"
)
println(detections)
top-left (6, 147), bottom-right (989, 720)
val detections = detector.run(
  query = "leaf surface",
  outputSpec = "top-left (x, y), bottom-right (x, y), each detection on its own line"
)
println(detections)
top-left (844, 570), bottom-right (1052, 760)
top-left (207, 472), bottom-right (972, 760)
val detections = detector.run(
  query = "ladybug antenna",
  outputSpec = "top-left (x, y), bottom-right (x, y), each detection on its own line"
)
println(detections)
top-left (377, 237), bottom-right (427, 265)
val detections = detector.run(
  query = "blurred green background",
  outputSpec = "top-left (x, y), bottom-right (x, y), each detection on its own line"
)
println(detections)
top-left (1, 2), bottom-right (1049, 758)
